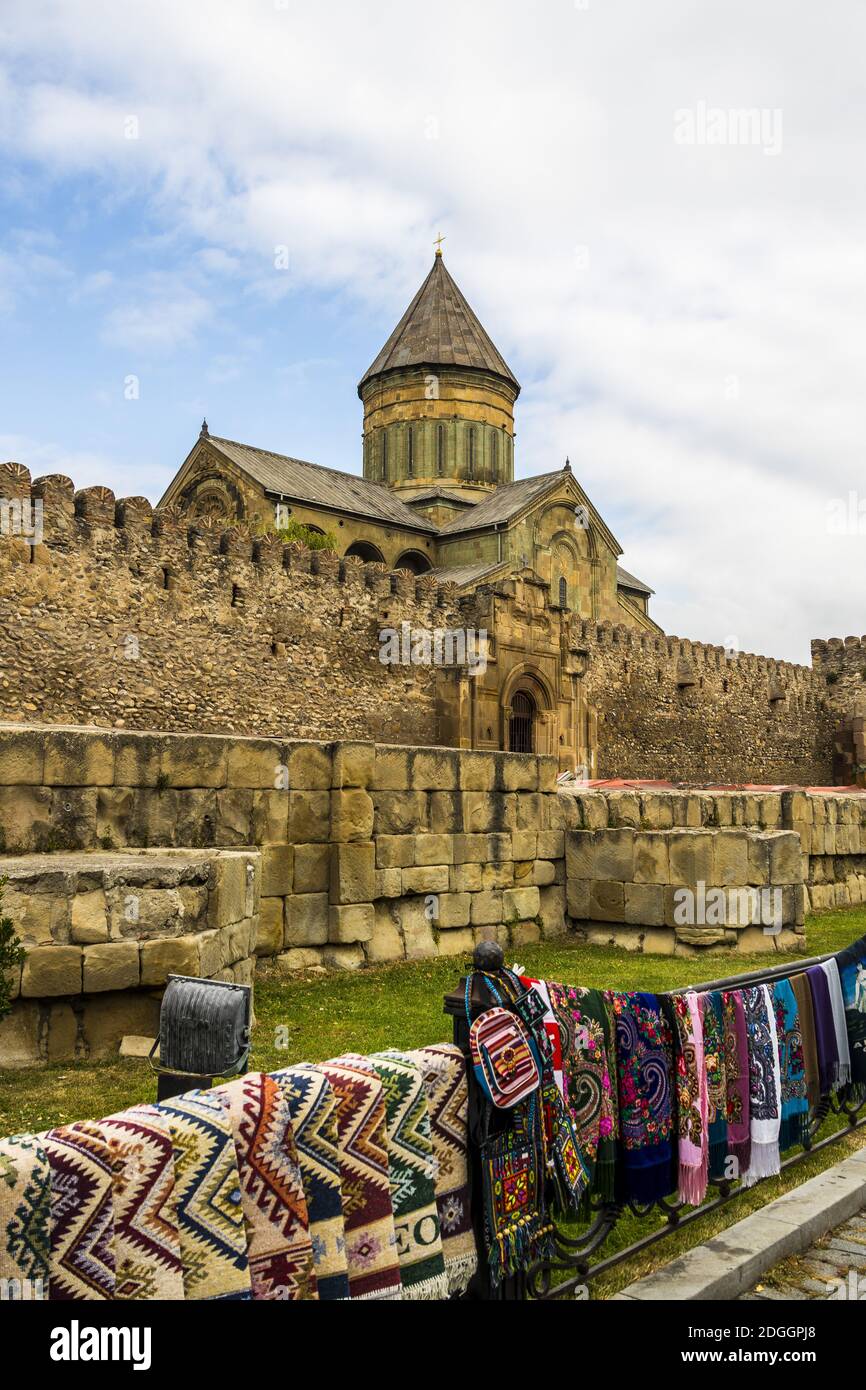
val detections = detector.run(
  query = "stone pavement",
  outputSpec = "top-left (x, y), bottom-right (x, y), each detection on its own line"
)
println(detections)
top-left (740, 1210), bottom-right (866, 1300)
top-left (614, 1148), bottom-right (866, 1300)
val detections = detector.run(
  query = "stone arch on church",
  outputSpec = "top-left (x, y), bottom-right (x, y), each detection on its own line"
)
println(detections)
top-left (500, 664), bottom-right (556, 755)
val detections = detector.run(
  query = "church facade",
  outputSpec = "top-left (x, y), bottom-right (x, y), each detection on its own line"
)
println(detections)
top-left (159, 250), bottom-right (660, 765)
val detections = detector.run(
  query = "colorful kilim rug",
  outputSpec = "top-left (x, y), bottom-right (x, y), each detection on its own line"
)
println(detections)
top-left (0, 1133), bottom-right (50, 1300)
top-left (310, 1059), bottom-right (402, 1300)
top-left (370, 1051), bottom-right (449, 1300)
top-left (408, 1043), bottom-right (477, 1295)
top-left (44, 1120), bottom-right (117, 1300)
top-left (100, 1106), bottom-right (184, 1301)
top-left (156, 1090), bottom-right (251, 1301)
top-left (270, 1066), bottom-right (349, 1300)
top-left (217, 1072), bottom-right (316, 1301)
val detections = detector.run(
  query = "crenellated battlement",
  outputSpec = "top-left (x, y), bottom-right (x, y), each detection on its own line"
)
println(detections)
top-left (0, 462), bottom-right (460, 614)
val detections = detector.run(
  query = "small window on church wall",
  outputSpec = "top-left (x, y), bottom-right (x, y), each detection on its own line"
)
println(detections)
top-left (382, 432), bottom-right (388, 482)
top-left (468, 427), bottom-right (476, 479)
top-left (407, 427), bottom-right (414, 476)
top-left (437, 424), bottom-right (445, 475)
top-left (559, 576), bottom-right (568, 607)
top-left (491, 431), bottom-right (498, 481)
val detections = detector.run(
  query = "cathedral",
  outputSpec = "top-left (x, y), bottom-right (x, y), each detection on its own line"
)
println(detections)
top-left (159, 247), bottom-right (661, 763)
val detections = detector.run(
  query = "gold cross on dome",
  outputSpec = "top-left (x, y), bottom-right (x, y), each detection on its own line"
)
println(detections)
top-left (434, 232), bottom-right (446, 257)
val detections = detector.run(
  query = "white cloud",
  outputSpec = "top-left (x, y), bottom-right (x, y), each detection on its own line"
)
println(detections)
top-left (1, 0), bottom-right (865, 659)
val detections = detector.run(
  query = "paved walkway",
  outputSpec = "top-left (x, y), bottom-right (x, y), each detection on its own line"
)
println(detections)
top-left (740, 1210), bottom-right (866, 1300)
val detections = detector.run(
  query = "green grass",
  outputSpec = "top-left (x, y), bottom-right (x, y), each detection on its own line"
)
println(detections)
top-left (2, 905), bottom-right (864, 1295)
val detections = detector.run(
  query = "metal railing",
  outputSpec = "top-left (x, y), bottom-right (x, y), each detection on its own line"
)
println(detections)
top-left (445, 942), bottom-right (866, 1300)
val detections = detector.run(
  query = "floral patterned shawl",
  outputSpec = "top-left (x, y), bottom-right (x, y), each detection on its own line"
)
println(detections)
top-left (740, 985), bottom-right (782, 1188)
top-left (772, 977), bottom-right (809, 1153)
top-left (605, 991), bottom-right (675, 1205)
top-left (722, 990), bottom-right (751, 1174)
top-left (673, 992), bottom-right (708, 1206)
top-left (701, 993), bottom-right (729, 1181)
top-left (547, 982), bottom-right (618, 1203)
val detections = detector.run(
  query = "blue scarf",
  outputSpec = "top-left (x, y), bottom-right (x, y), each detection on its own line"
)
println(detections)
top-left (772, 978), bottom-right (809, 1152)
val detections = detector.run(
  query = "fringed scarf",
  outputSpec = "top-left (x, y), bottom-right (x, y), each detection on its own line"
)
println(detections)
top-left (156, 1090), bottom-right (251, 1301)
top-left (100, 1106), bottom-right (184, 1301)
top-left (701, 993), bottom-right (729, 1182)
top-left (673, 992), bottom-right (708, 1206)
top-left (722, 990), bottom-right (751, 1175)
top-left (821, 959), bottom-right (852, 1088)
top-left (271, 1066), bottom-right (349, 1300)
top-left (217, 1072), bottom-right (317, 1301)
top-left (370, 1051), bottom-right (449, 1301)
top-left (408, 1043), bottom-right (477, 1297)
top-left (547, 982), bottom-right (618, 1204)
top-left (771, 979), bottom-right (809, 1153)
top-left (0, 1133), bottom-right (50, 1300)
top-left (312, 1059), bottom-right (402, 1301)
top-left (807, 964), bottom-right (839, 1096)
top-left (791, 972), bottom-right (821, 1115)
top-left (740, 985), bottom-right (782, 1188)
top-left (480, 1094), bottom-right (553, 1287)
top-left (833, 933), bottom-right (866, 1086)
top-left (606, 991), bottom-right (675, 1205)
top-left (44, 1120), bottom-right (117, 1300)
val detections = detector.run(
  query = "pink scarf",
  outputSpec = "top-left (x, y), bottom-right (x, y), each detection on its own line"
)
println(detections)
top-left (674, 992), bottom-right (709, 1206)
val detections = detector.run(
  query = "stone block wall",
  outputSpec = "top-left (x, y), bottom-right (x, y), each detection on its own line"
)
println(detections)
top-left (0, 847), bottom-right (259, 1066)
top-left (0, 726), bottom-right (569, 982)
top-left (572, 620), bottom-right (835, 784)
top-left (559, 785), bottom-right (866, 923)
top-left (0, 462), bottom-right (857, 785)
top-left (566, 826), bottom-right (805, 957)
top-left (0, 463), bottom-right (462, 745)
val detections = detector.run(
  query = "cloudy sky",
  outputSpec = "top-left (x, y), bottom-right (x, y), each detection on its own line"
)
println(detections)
top-left (0, 0), bottom-right (863, 662)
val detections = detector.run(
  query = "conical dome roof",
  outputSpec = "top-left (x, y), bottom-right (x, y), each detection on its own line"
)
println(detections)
top-left (358, 255), bottom-right (520, 396)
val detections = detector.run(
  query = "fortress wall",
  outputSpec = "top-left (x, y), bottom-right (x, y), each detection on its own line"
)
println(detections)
top-left (0, 463), bottom-right (457, 746)
top-left (568, 618), bottom-right (837, 784)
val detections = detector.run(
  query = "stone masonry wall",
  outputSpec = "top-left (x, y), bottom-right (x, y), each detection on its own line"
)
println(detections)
top-left (0, 847), bottom-right (259, 1066)
top-left (0, 463), bottom-right (460, 745)
top-left (0, 726), bottom-right (569, 981)
top-left (559, 785), bottom-right (866, 925)
top-left (0, 460), bottom-right (853, 784)
top-left (571, 620), bottom-right (835, 784)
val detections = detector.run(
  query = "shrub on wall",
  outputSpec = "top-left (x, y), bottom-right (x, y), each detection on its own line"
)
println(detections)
top-left (0, 877), bottom-right (23, 1020)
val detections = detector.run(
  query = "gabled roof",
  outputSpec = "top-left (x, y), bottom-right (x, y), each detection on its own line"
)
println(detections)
top-left (402, 486), bottom-right (477, 508)
top-left (202, 434), bottom-right (437, 533)
top-left (436, 470), bottom-right (566, 535)
top-left (428, 559), bottom-right (511, 588)
top-left (358, 255), bottom-right (520, 395)
top-left (616, 564), bottom-right (654, 596)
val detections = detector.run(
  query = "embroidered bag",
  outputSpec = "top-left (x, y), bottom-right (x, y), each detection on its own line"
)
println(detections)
top-left (467, 978), bottom-right (542, 1109)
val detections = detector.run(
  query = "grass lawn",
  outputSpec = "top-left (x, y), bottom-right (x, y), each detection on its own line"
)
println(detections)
top-left (2, 905), bottom-right (864, 1296)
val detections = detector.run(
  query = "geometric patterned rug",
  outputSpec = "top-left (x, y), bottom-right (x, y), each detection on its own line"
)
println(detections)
top-left (271, 1066), bottom-right (349, 1301)
top-left (310, 1060), bottom-right (403, 1300)
top-left (407, 1044), bottom-right (478, 1296)
top-left (0, 1133), bottom-right (51, 1300)
top-left (43, 1121), bottom-right (117, 1301)
top-left (368, 1051), bottom-right (449, 1300)
top-left (101, 1105), bottom-right (185, 1301)
top-left (155, 1090), bottom-right (251, 1301)
top-left (217, 1072), bottom-right (317, 1300)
